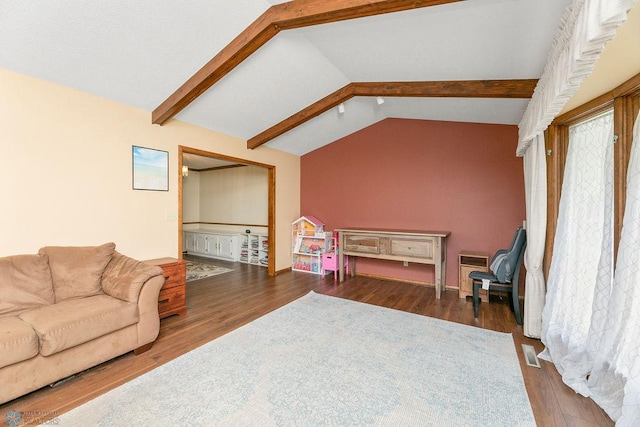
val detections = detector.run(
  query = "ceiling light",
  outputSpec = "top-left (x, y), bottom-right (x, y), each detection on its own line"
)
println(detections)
top-left (376, 96), bottom-right (385, 105)
top-left (337, 103), bottom-right (345, 114)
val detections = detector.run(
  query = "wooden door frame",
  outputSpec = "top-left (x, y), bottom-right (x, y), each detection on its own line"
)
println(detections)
top-left (178, 145), bottom-right (276, 276)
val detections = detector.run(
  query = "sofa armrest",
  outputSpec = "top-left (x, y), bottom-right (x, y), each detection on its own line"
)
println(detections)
top-left (102, 252), bottom-right (164, 303)
top-left (135, 274), bottom-right (165, 348)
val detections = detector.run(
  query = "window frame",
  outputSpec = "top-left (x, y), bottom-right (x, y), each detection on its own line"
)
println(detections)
top-left (544, 72), bottom-right (640, 277)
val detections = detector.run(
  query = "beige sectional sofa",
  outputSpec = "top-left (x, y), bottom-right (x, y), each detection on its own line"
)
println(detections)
top-left (0, 243), bottom-right (165, 404)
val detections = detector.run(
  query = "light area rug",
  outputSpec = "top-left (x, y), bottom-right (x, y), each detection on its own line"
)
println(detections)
top-left (186, 261), bottom-right (233, 282)
top-left (57, 292), bottom-right (535, 426)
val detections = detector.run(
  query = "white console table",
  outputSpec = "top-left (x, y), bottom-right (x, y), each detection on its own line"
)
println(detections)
top-left (336, 228), bottom-right (450, 299)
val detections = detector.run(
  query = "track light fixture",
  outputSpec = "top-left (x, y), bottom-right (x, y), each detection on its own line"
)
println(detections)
top-left (337, 103), bottom-right (345, 114)
top-left (376, 96), bottom-right (385, 105)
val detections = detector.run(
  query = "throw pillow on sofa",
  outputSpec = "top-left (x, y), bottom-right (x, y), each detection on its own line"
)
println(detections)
top-left (102, 252), bottom-right (164, 303)
top-left (39, 242), bottom-right (115, 302)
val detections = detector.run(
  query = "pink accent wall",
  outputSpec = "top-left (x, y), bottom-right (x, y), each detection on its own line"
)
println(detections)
top-left (300, 118), bottom-right (525, 287)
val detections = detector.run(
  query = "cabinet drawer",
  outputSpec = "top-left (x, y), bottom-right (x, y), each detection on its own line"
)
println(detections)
top-left (344, 235), bottom-right (380, 254)
top-left (161, 268), bottom-right (185, 290)
top-left (390, 237), bottom-right (434, 260)
top-left (459, 264), bottom-right (489, 302)
top-left (143, 258), bottom-right (187, 318)
top-left (158, 288), bottom-right (186, 314)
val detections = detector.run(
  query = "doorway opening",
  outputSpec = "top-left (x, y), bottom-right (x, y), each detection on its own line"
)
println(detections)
top-left (178, 145), bottom-right (275, 276)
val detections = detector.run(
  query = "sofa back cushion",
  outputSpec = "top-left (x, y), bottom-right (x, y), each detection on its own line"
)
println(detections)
top-left (0, 254), bottom-right (55, 316)
top-left (39, 242), bottom-right (116, 302)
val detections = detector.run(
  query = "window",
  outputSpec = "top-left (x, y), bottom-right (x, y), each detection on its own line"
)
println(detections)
top-left (544, 72), bottom-right (640, 273)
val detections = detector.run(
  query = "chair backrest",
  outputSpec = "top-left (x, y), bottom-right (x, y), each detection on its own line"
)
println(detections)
top-left (491, 227), bottom-right (526, 283)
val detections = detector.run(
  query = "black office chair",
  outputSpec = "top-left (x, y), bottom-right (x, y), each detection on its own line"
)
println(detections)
top-left (469, 227), bottom-right (526, 325)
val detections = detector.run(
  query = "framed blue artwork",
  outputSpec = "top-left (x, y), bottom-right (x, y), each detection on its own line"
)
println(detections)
top-left (132, 145), bottom-right (169, 191)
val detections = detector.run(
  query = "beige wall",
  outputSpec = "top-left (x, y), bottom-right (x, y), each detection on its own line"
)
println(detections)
top-left (194, 166), bottom-right (268, 225)
top-left (0, 68), bottom-right (300, 270)
top-left (562, 5), bottom-right (640, 113)
top-left (182, 172), bottom-right (201, 223)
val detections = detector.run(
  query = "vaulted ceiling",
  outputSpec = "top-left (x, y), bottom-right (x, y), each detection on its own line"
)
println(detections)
top-left (0, 0), bottom-right (572, 156)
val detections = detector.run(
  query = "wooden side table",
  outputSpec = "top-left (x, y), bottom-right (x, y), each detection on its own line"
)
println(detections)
top-left (144, 257), bottom-right (187, 319)
top-left (458, 251), bottom-right (490, 302)
top-left (336, 228), bottom-right (450, 299)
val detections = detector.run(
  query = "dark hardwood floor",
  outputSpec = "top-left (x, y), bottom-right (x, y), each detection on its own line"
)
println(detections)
top-left (1, 257), bottom-right (613, 426)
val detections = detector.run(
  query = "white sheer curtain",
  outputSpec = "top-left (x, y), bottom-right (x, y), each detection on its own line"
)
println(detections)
top-left (522, 135), bottom-right (547, 339)
top-left (587, 112), bottom-right (640, 425)
top-left (542, 111), bottom-right (640, 424)
top-left (513, 0), bottom-right (639, 421)
top-left (539, 111), bottom-right (614, 393)
top-left (516, 0), bottom-right (633, 338)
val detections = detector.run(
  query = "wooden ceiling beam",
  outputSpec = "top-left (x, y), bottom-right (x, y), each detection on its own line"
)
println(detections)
top-left (247, 85), bottom-right (354, 149)
top-left (247, 79), bottom-right (538, 149)
top-left (272, 0), bottom-right (463, 30)
top-left (194, 164), bottom-right (248, 172)
top-left (152, 0), bottom-right (463, 125)
top-left (152, 9), bottom-right (278, 125)
top-left (351, 79), bottom-right (539, 98)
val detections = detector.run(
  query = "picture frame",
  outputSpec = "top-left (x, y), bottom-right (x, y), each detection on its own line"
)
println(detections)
top-left (132, 145), bottom-right (169, 191)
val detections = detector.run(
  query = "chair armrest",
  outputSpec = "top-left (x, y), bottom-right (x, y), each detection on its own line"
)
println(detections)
top-left (101, 252), bottom-right (164, 303)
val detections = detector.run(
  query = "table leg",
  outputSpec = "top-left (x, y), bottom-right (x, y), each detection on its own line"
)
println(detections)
top-left (441, 237), bottom-right (447, 292)
top-left (338, 232), bottom-right (345, 282)
top-left (435, 265), bottom-right (442, 299)
top-left (435, 237), bottom-right (442, 299)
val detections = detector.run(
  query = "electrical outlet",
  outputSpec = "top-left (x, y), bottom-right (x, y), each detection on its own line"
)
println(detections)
top-left (165, 211), bottom-right (177, 221)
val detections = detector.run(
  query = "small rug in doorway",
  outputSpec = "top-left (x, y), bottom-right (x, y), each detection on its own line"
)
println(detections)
top-left (57, 291), bottom-right (535, 426)
top-left (185, 261), bottom-right (233, 282)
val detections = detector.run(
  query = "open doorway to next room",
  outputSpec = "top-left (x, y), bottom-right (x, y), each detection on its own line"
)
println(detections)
top-left (178, 146), bottom-right (275, 276)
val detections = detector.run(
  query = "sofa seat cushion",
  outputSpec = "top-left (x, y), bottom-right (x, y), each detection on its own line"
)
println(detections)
top-left (0, 316), bottom-right (39, 369)
top-left (18, 294), bottom-right (139, 357)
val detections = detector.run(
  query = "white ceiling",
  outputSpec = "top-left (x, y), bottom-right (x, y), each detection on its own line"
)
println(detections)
top-left (0, 0), bottom-right (572, 156)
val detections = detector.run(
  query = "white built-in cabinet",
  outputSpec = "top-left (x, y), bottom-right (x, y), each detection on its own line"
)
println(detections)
top-left (184, 231), bottom-right (240, 261)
